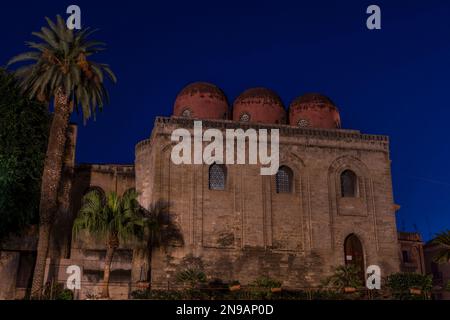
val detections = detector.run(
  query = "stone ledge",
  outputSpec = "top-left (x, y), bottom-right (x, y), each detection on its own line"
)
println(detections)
top-left (154, 116), bottom-right (389, 144)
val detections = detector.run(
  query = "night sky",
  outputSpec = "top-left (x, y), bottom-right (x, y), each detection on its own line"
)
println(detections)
top-left (2, 0), bottom-right (450, 240)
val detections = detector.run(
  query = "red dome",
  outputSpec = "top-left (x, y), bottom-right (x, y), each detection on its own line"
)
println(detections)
top-left (232, 88), bottom-right (286, 124)
top-left (173, 82), bottom-right (229, 120)
top-left (289, 93), bottom-right (341, 129)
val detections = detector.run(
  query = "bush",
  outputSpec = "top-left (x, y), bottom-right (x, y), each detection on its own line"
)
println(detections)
top-left (323, 265), bottom-right (364, 290)
top-left (131, 289), bottom-right (185, 300)
top-left (57, 289), bottom-right (74, 300)
top-left (129, 287), bottom-right (362, 300)
top-left (175, 268), bottom-right (207, 289)
top-left (131, 289), bottom-right (211, 300)
top-left (386, 272), bottom-right (432, 300)
top-left (42, 282), bottom-right (74, 300)
top-left (252, 276), bottom-right (282, 289)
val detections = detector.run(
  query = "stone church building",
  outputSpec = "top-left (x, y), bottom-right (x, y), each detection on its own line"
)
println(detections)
top-left (0, 82), bottom-right (402, 299)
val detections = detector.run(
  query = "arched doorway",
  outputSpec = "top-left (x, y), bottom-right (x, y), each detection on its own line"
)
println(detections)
top-left (344, 234), bottom-right (365, 281)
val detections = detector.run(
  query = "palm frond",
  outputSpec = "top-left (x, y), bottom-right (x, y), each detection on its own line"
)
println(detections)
top-left (7, 15), bottom-right (116, 122)
top-left (73, 190), bottom-right (144, 246)
top-left (432, 230), bottom-right (450, 263)
top-left (100, 64), bottom-right (117, 83)
top-left (7, 52), bottom-right (40, 66)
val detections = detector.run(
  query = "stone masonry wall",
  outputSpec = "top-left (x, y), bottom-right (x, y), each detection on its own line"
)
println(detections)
top-left (136, 117), bottom-right (400, 288)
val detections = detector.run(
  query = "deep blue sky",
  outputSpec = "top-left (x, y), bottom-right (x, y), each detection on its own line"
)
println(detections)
top-left (2, 0), bottom-right (450, 240)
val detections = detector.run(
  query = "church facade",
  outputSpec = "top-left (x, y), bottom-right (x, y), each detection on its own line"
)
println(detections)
top-left (0, 82), bottom-right (401, 299)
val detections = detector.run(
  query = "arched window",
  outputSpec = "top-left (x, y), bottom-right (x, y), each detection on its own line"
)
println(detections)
top-left (344, 234), bottom-right (365, 282)
top-left (340, 170), bottom-right (357, 197)
top-left (297, 119), bottom-right (310, 128)
top-left (276, 166), bottom-right (293, 193)
top-left (209, 164), bottom-right (226, 190)
top-left (239, 112), bottom-right (250, 122)
top-left (181, 108), bottom-right (192, 118)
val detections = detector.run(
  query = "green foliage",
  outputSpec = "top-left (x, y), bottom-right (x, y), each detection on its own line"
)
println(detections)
top-left (130, 288), bottom-right (348, 300)
top-left (431, 230), bottom-right (450, 263)
top-left (72, 190), bottom-right (144, 243)
top-left (7, 15), bottom-right (116, 123)
top-left (386, 272), bottom-right (432, 300)
top-left (0, 68), bottom-right (49, 241)
top-left (131, 289), bottom-right (175, 300)
top-left (42, 282), bottom-right (74, 300)
top-left (251, 276), bottom-right (282, 289)
top-left (323, 265), bottom-right (364, 290)
top-left (131, 289), bottom-right (208, 300)
top-left (57, 289), bottom-right (74, 300)
top-left (175, 268), bottom-right (207, 289)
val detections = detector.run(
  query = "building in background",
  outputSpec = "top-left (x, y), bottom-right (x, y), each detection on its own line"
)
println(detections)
top-left (397, 232), bottom-right (425, 274)
top-left (424, 241), bottom-right (450, 300)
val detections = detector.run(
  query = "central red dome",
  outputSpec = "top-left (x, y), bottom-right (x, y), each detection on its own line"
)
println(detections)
top-left (232, 88), bottom-right (286, 124)
top-left (173, 82), bottom-right (229, 120)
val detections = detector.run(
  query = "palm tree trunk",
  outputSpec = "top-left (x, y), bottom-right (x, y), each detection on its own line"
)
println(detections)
top-left (30, 88), bottom-right (71, 299)
top-left (102, 246), bottom-right (115, 298)
top-left (102, 234), bottom-right (119, 298)
top-left (30, 223), bottom-right (51, 299)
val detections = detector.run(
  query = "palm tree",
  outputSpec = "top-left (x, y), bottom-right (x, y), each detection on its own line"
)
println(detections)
top-left (7, 15), bottom-right (116, 298)
top-left (73, 190), bottom-right (143, 298)
top-left (432, 230), bottom-right (450, 263)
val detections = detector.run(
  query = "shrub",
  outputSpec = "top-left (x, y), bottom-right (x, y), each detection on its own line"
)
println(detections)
top-left (252, 276), bottom-right (282, 289)
top-left (57, 289), bottom-right (74, 300)
top-left (386, 272), bottom-right (432, 300)
top-left (323, 265), bottom-right (364, 290)
top-left (131, 289), bottom-right (185, 300)
top-left (176, 268), bottom-right (207, 289)
top-left (42, 282), bottom-right (74, 300)
top-left (130, 289), bottom-right (151, 299)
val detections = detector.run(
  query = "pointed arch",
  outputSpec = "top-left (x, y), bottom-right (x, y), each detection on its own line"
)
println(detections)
top-left (209, 163), bottom-right (226, 190)
top-left (275, 166), bottom-right (293, 193)
top-left (340, 169), bottom-right (357, 197)
top-left (344, 233), bottom-right (365, 281)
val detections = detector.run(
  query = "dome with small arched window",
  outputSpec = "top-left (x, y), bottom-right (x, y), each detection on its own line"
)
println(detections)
top-left (173, 82), bottom-right (230, 120)
top-left (289, 93), bottom-right (341, 129)
top-left (232, 87), bottom-right (286, 124)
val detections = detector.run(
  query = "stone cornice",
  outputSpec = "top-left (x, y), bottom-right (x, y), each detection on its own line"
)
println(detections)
top-left (75, 163), bottom-right (135, 174)
top-left (150, 116), bottom-right (388, 146)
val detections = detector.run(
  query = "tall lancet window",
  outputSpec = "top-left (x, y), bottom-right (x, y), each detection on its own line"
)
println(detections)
top-left (340, 170), bottom-right (357, 197)
top-left (209, 163), bottom-right (226, 190)
top-left (276, 166), bottom-right (293, 193)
